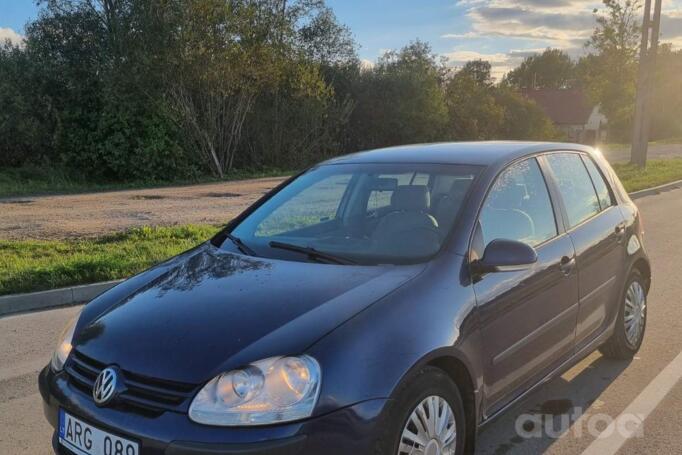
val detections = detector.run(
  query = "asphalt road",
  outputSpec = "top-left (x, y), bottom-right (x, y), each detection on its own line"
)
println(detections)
top-left (1, 187), bottom-right (681, 454)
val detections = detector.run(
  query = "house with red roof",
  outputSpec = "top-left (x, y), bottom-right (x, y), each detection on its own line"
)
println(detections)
top-left (521, 88), bottom-right (607, 144)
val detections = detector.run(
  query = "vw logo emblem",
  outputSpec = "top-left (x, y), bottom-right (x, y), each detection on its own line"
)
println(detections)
top-left (93, 367), bottom-right (118, 406)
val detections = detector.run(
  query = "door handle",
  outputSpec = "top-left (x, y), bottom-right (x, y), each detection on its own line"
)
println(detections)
top-left (615, 223), bottom-right (626, 242)
top-left (559, 256), bottom-right (575, 275)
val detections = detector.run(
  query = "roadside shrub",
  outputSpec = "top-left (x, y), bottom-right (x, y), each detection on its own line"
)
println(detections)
top-left (495, 88), bottom-right (564, 141)
top-left (60, 98), bottom-right (199, 181)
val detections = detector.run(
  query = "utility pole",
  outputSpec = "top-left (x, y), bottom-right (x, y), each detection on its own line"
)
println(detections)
top-left (630, 0), bottom-right (663, 167)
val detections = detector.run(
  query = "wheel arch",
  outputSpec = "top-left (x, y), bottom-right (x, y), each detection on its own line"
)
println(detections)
top-left (427, 355), bottom-right (478, 454)
top-left (629, 256), bottom-right (651, 291)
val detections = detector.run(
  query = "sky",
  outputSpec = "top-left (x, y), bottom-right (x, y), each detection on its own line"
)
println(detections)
top-left (2, 0), bottom-right (681, 80)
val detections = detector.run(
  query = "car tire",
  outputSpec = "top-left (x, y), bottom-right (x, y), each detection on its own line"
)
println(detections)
top-left (599, 269), bottom-right (648, 359)
top-left (375, 366), bottom-right (467, 455)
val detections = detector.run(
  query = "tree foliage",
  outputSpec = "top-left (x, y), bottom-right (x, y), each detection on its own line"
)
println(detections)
top-left (650, 45), bottom-right (682, 140)
top-left (0, 42), bottom-right (51, 166)
top-left (0, 0), bottom-right (563, 180)
top-left (445, 60), bottom-right (560, 141)
top-left (348, 41), bottom-right (449, 150)
top-left (502, 0), bottom-right (681, 142)
top-left (503, 49), bottom-right (577, 89)
top-left (582, 0), bottom-right (642, 140)
top-left (445, 61), bottom-right (504, 140)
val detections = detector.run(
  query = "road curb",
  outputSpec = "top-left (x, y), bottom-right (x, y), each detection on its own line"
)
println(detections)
top-left (0, 280), bottom-right (123, 317)
top-left (628, 178), bottom-right (682, 200)
top-left (1, 179), bottom-right (681, 318)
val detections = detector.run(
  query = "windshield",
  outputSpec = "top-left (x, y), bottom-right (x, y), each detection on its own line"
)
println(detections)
top-left (227, 163), bottom-right (480, 265)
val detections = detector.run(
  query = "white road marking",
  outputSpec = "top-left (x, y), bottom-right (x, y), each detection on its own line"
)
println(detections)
top-left (581, 350), bottom-right (682, 455)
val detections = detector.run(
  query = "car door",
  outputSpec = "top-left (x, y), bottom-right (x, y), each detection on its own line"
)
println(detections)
top-left (471, 157), bottom-right (579, 416)
top-left (544, 152), bottom-right (626, 351)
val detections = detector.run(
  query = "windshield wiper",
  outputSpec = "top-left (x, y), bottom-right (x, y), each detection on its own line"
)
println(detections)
top-left (268, 241), bottom-right (356, 265)
top-left (226, 233), bottom-right (257, 257)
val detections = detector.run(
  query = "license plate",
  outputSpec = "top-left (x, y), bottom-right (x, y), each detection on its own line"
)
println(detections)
top-left (59, 409), bottom-right (139, 455)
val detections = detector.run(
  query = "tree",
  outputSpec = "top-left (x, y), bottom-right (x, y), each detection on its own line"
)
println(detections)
top-left (588, 0), bottom-right (641, 61)
top-left (25, 2), bottom-right (108, 169)
top-left (444, 59), bottom-right (560, 141)
top-left (298, 5), bottom-right (356, 65)
top-left (0, 1), bottom-right (565, 180)
top-left (503, 49), bottom-right (576, 89)
top-left (242, 3), bottom-right (358, 169)
top-left (349, 41), bottom-right (449, 150)
top-left (494, 88), bottom-right (562, 140)
top-left (0, 41), bottom-right (50, 166)
top-left (4, 0), bottom-right (195, 180)
top-left (458, 59), bottom-right (494, 86)
top-left (650, 45), bottom-right (682, 140)
top-left (444, 61), bottom-right (503, 140)
top-left (168, 0), bottom-right (294, 177)
top-left (582, 0), bottom-right (642, 140)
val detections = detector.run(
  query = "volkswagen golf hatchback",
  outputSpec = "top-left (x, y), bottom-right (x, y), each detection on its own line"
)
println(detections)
top-left (40, 142), bottom-right (650, 455)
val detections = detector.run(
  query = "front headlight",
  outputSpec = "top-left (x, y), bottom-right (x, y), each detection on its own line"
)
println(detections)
top-left (51, 313), bottom-right (79, 371)
top-left (189, 356), bottom-right (321, 426)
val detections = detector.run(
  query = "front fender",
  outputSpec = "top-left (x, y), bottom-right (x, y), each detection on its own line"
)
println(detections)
top-left (307, 252), bottom-right (485, 420)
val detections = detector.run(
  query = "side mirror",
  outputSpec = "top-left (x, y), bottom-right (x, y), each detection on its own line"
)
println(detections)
top-left (474, 239), bottom-right (537, 273)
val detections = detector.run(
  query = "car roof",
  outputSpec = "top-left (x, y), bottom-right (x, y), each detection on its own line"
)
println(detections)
top-left (322, 141), bottom-right (596, 167)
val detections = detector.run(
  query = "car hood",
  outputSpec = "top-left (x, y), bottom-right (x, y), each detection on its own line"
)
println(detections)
top-left (73, 243), bottom-right (424, 384)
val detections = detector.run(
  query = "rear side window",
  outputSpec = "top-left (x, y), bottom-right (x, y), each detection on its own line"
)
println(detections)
top-left (582, 156), bottom-right (614, 210)
top-left (367, 189), bottom-right (393, 212)
top-left (545, 153), bottom-right (601, 228)
top-left (479, 158), bottom-right (557, 247)
top-left (366, 172), bottom-right (430, 212)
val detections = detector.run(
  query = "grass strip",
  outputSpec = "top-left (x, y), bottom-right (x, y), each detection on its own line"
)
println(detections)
top-left (612, 158), bottom-right (682, 192)
top-left (0, 225), bottom-right (220, 296)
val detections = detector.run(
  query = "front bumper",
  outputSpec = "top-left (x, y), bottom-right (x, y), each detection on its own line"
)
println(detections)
top-left (40, 366), bottom-right (389, 455)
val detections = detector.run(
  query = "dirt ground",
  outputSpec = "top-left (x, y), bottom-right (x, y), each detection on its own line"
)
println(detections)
top-left (0, 176), bottom-right (287, 240)
top-left (2, 144), bottom-right (681, 241)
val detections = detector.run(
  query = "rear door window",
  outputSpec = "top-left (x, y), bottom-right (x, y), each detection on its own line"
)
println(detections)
top-left (545, 153), bottom-right (601, 228)
top-left (581, 156), bottom-right (614, 210)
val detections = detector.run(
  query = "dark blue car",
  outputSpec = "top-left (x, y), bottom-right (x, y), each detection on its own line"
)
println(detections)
top-left (40, 142), bottom-right (650, 455)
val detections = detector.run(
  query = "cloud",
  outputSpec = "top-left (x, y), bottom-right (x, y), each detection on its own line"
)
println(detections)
top-left (444, 50), bottom-right (526, 80)
top-left (469, 6), bottom-right (596, 45)
top-left (450, 0), bottom-right (682, 49)
top-left (443, 44), bottom-right (586, 80)
top-left (439, 0), bottom-right (682, 79)
top-left (445, 50), bottom-right (511, 64)
top-left (0, 27), bottom-right (24, 46)
top-left (661, 13), bottom-right (682, 40)
top-left (507, 48), bottom-right (548, 58)
top-left (360, 58), bottom-right (375, 70)
top-left (510, 0), bottom-right (575, 7)
top-left (441, 32), bottom-right (482, 39)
